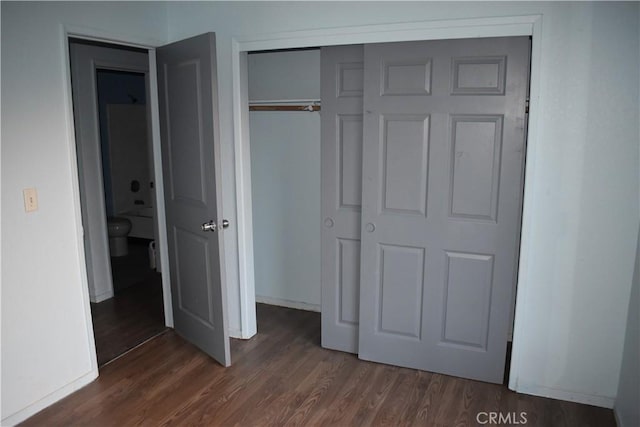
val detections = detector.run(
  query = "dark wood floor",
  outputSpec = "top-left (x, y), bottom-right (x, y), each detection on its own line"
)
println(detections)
top-left (91, 241), bottom-right (166, 366)
top-left (90, 272), bottom-right (166, 366)
top-left (23, 304), bottom-right (615, 426)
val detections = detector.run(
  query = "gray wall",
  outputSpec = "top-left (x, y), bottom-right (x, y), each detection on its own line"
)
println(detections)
top-left (615, 229), bottom-right (640, 427)
top-left (248, 50), bottom-right (322, 309)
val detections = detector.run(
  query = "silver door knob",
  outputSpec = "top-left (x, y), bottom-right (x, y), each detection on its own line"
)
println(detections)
top-left (201, 220), bottom-right (217, 232)
top-left (365, 223), bottom-right (376, 233)
top-left (222, 219), bottom-right (230, 229)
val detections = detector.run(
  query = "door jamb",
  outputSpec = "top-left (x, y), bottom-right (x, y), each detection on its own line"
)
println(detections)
top-left (231, 15), bottom-right (543, 391)
top-left (62, 25), bottom-right (174, 373)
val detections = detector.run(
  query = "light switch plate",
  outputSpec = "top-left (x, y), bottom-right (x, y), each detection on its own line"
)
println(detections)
top-left (23, 188), bottom-right (38, 212)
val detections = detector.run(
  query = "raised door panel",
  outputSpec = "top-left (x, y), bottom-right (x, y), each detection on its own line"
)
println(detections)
top-left (338, 238), bottom-right (361, 325)
top-left (377, 244), bottom-right (425, 339)
top-left (338, 62), bottom-right (364, 97)
top-left (441, 251), bottom-right (494, 350)
top-left (338, 115), bottom-right (363, 210)
top-left (449, 116), bottom-right (503, 221)
top-left (165, 60), bottom-right (207, 204)
top-left (381, 115), bottom-right (430, 216)
top-left (382, 59), bottom-right (432, 96)
top-left (173, 227), bottom-right (215, 326)
top-left (451, 56), bottom-right (506, 95)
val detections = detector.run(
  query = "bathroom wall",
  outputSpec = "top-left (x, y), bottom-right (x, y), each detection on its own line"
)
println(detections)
top-left (96, 70), bottom-right (147, 216)
top-left (105, 104), bottom-right (151, 215)
top-left (249, 50), bottom-right (322, 310)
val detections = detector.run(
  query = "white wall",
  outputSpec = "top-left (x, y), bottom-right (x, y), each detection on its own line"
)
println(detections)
top-left (248, 50), bottom-right (321, 310)
top-left (0, 2), bottom-right (168, 424)
top-left (248, 49), bottom-right (320, 101)
top-left (166, 1), bottom-right (640, 407)
top-left (249, 112), bottom-right (321, 309)
top-left (615, 231), bottom-right (640, 427)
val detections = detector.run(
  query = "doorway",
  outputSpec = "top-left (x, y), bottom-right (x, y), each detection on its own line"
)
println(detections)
top-left (69, 39), bottom-right (166, 366)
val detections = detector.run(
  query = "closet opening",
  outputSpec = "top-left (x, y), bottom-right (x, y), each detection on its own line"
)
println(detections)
top-left (242, 37), bottom-right (531, 386)
top-left (246, 47), bottom-right (324, 346)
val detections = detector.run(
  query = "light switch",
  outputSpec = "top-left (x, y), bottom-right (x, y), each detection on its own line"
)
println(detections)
top-left (23, 188), bottom-right (38, 212)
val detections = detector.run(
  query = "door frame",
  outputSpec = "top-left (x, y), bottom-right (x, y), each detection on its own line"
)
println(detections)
top-left (70, 42), bottom-right (152, 305)
top-left (62, 25), bottom-right (174, 372)
top-left (231, 14), bottom-right (543, 390)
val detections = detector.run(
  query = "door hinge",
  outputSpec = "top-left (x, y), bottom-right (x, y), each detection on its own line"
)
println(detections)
top-left (525, 98), bottom-right (530, 114)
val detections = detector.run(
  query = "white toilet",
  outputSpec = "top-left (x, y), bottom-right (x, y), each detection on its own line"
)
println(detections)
top-left (107, 217), bottom-right (132, 257)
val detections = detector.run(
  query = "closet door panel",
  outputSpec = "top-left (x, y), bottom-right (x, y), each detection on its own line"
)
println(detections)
top-left (358, 37), bottom-right (530, 383)
top-left (320, 45), bottom-right (364, 354)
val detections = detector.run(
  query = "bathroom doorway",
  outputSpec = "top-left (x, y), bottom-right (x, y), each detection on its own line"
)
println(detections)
top-left (69, 39), bottom-right (167, 367)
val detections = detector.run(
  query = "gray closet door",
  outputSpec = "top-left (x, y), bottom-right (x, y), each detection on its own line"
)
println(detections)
top-left (358, 37), bottom-right (530, 383)
top-left (321, 45), bottom-right (364, 354)
top-left (157, 33), bottom-right (230, 366)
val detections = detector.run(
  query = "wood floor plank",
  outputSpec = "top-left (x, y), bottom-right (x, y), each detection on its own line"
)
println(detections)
top-left (284, 353), bottom-right (358, 426)
top-left (305, 356), bottom-right (376, 426)
top-left (434, 377), bottom-right (466, 425)
top-left (21, 304), bottom-right (616, 427)
top-left (411, 372), bottom-right (447, 426)
top-left (394, 370), bottom-right (432, 427)
top-left (370, 370), bottom-right (420, 426)
top-left (348, 364), bottom-right (402, 426)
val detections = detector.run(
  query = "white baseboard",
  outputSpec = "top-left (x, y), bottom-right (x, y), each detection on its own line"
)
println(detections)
top-left (1, 369), bottom-right (98, 426)
top-left (255, 295), bottom-right (321, 313)
top-left (91, 289), bottom-right (114, 303)
top-left (229, 328), bottom-right (245, 339)
top-left (514, 382), bottom-right (615, 409)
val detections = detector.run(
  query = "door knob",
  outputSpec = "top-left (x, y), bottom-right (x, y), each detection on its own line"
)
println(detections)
top-left (365, 223), bottom-right (376, 233)
top-left (201, 220), bottom-right (217, 232)
top-left (222, 219), bottom-right (230, 229)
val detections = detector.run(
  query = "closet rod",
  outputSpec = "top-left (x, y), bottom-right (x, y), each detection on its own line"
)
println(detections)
top-left (249, 104), bottom-right (320, 112)
top-left (248, 99), bottom-right (321, 112)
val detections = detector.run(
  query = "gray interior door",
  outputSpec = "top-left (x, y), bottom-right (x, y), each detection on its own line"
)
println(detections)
top-left (157, 33), bottom-right (230, 366)
top-left (320, 45), bottom-right (364, 354)
top-left (358, 37), bottom-right (530, 383)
